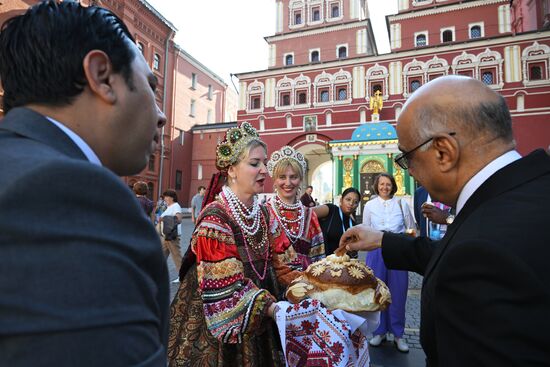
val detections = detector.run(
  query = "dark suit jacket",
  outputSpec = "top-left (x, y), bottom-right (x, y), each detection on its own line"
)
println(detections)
top-left (0, 108), bottom-right (169, 366)
top-left (382, 150), bottom-right (550, 366)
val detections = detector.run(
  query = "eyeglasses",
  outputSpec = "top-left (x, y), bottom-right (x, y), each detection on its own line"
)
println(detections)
top-left (394, 132), bottom-right (456, 170)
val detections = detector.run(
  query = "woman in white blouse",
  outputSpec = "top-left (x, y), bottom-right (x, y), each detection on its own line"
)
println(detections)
top-left (363, 173), bottom-right (416, 353)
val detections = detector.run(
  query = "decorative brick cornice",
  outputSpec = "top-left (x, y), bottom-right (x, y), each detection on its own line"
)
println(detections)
top-left (234, 32), bottom-right (549, 80)
top-left (266, 20), bottom-right (370, 42)
top-left (389, 0), bottom-right (508, 21)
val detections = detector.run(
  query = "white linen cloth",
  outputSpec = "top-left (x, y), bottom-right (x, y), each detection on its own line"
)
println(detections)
top-left (275, 300), bottom-right (380, 367)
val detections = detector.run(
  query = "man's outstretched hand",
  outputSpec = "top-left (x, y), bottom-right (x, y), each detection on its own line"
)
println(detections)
top-left (337, 226), bottom-right (384, 254)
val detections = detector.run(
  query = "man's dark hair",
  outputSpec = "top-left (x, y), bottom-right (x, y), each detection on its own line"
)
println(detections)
top-left (198, 186), bottom-right (206, 192)
top-left (162, 189), bottom-right (178, 203)
top-left (133, 181), bottom-right (148, 196)
top-left (0, 0), bottom-right (136, 113)
top-left (306, 185), bottom-right (313, 190)
top-left (373, 173), bottom-right (398, 197)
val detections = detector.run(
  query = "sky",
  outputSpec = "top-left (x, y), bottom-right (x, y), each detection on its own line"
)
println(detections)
top-left (147, 0), bottom-right (398, 85)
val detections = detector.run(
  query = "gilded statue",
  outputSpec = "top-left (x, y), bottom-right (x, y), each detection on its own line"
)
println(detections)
top-left (394, 165), bottom-right (405, 195)
top-left (369, 90), bottom-right (383, 115)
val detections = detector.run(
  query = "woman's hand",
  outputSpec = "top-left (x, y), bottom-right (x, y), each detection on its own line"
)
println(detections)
top-left (338, 225), bottom-right (384, 253)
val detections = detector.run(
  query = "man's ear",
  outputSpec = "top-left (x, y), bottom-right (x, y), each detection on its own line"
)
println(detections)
top-left (433, 134), bottom-right (459, 172)
top-left (82, 50), bottom-right (116, 104)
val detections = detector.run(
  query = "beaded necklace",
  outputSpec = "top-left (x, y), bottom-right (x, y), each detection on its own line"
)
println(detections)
top-left (222, 186), bottom-right (270, 280)
top-left (272, 195), bottom-right (306, 244)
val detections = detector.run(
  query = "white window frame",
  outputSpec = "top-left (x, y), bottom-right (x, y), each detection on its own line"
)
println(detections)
top-left (332, 69), bottom-right (352, 105)
top-left (469, 22), bottom-right (485, 39)
top-left (283, 52), bottom-right (295, 66)
top-left (294, 74), bottom-right (311, 107)
top-left (313, 71), bottom-right (334, 107)
top-left (247, 80), bottom-right (264, 113)
top-left (440, 26), bottom-right (455, 43)
top-left (336, 43), bottom-right (348, 59)
top-left (326, 0), bottom-right (343, 22)
top-left (275, 76), bottom-right (295, 111)
top-left (190, 99), bottom-right (196, 117)
top-left (414, 31), bottom-right (429, 47)
top-left (522, 41), bottom-right (550, 87)
top-left (309, 48), bottom-right (321, 63)
top-left (153, 53), bottom-right (161, 71)
top-left (289, 0), bottom-right (306, 29)
top-left (308, 2), bottom-right (323, 25)
top-left (207, 84), bottom-right (213, 100)
top-left (191, 73), bottom-right (197, 89)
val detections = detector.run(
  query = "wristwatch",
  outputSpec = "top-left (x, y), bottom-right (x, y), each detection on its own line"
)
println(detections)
top-left (446, 214), bottom-right (455, 225)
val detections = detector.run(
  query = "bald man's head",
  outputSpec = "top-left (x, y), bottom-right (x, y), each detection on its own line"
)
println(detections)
top-left (400, 76), bottom-right (513, 145)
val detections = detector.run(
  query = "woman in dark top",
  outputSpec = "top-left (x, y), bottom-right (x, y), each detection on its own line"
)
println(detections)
top-left (313, 187), bottom-right (360, 256)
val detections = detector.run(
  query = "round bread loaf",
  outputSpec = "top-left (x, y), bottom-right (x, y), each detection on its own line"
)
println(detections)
top-left (286, 254), bottom-right (391, 312)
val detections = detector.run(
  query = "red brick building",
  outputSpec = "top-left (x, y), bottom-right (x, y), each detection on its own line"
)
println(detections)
top-left (232, 0), bottom-right (550, 203)
top-left (0, 0), bottom-right (236, 205)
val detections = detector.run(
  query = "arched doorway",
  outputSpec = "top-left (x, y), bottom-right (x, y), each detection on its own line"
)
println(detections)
top-left (292, 135), bottom-right (332, 203)
top-left (311, 161), bottom-right (333, 204)
top-left (360, 159), bottom-right (385, 204)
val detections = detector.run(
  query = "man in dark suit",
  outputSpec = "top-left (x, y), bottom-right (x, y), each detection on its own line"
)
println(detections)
top-left (339, 75), bottom-right (550, 366)
top-left (0, 2), bottom-right (168, 365)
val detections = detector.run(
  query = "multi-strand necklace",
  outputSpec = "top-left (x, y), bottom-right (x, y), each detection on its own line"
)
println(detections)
top-left (272, 195), bottom-right (306, 244)
top-left (222, 186), bottom-right (270, 280)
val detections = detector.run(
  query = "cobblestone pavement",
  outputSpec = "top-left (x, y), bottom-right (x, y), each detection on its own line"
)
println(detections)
top-left (168, 218), bottom-right (426, 366)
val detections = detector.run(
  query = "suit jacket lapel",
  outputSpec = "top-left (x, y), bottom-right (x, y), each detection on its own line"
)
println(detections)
top-left (423, 150), bottom-right (550, 280)
top-left (0, 107), bottom-right (88, 161)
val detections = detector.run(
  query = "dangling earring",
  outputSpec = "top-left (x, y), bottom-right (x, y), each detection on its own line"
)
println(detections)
top-left (232, 177), bottom-right (237, 184)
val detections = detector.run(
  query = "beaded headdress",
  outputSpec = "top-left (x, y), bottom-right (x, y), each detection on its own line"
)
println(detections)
top-left (216, 122), bottom-right (262, 172)
top-left (267, 145), bottom-right (307, 177)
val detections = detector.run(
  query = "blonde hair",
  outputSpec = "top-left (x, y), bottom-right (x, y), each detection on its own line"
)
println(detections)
top-left (272, 159), bottom-right (303, 181)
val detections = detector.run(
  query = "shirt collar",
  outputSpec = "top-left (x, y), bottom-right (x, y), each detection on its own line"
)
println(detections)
top-left (456, 150), bottom-right (521, 214)
top-left (46, 116), bottom-right (102, 166)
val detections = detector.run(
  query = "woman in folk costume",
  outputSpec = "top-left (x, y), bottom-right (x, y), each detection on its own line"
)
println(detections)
top-left (168, 122), bottom-right (292, 366)
top-left (266, 146), bottom-right (325, 286)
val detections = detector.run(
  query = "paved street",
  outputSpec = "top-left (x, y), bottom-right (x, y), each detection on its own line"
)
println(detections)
top-left (168, 218), bottom-right (426, 366)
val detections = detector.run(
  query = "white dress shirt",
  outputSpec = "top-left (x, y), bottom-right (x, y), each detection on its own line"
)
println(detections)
top-left (363, 196), bottom-right (416, 233)
top-left (46, 116), bottom-right (102, 166)
top-left (456, 150), bottom-right (521, 214)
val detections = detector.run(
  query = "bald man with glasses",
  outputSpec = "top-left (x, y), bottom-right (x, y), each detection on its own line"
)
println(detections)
top-left (339, 76), bottom-right (550, 366)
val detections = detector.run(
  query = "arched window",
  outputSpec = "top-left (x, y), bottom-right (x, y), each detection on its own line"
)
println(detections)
top-left (153, 53), bottom-right (160, 71)
top-left (285, 54), bottom-right (293, 66)
top-left (331, 4), bottom-right (339, 18)
top-left (470, 25), bottom-right (481, 39)
top-left (281, 94), bottom-right (291, 106)
top-left (297, 92), bottom-right (307, 104)
top-left (416, 34), bottom-right (426, 47)
top-left (312, 8), bottom-right (320, 21)
top-left (311, 50), bottom-right (320, 62)
top-left (251, 96), bottom-right (261, 110)
top-left (410, 80), bottom-right (421, 92)
top-left (442, 30), bottom-right (453, 43)
top-left (530, 65), bottom-right (542, 80)
top-left (481, 71), bottom-right (494, 85)
top-left (294, 12), bottom-right (302, 25)
top-left (337, 88), bottom-right (347, 100)
top-left (338, 46), bottom-right (347, 59)
top-left (320, 90), bottom-right (329, 102)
